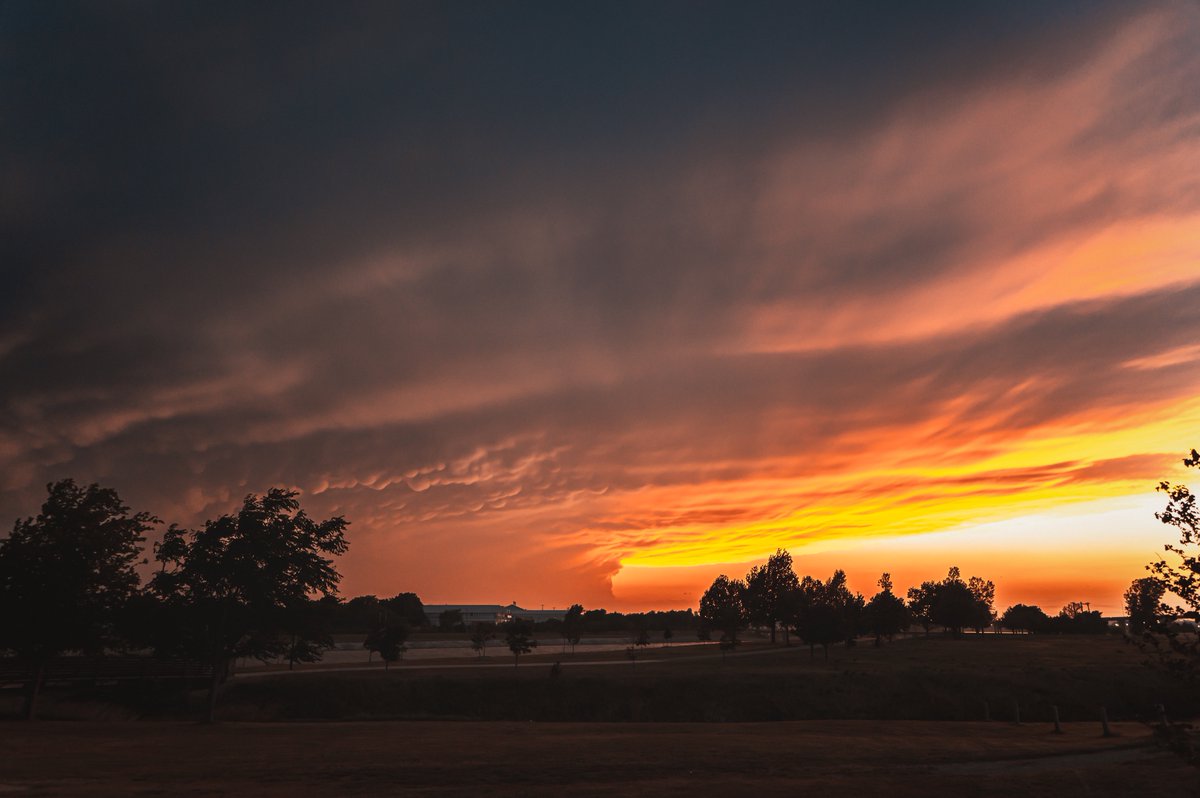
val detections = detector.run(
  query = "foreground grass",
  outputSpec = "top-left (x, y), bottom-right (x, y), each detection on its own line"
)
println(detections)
top-left (6, 635), bottom-right (1189, 725)
top-left (0, 719), bottom-right (1191, 796)
top-left (206, 634), bottom-right (1188, 723)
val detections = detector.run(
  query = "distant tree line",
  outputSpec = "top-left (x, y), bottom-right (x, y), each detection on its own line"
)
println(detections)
top-left (697, 549), bottom-right (1112, 660)
top-left (0, 473), bottom-right (1136, 722)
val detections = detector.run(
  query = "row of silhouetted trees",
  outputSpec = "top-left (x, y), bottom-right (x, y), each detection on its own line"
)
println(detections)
top-left (697, 549), bottom-right (1110, 659)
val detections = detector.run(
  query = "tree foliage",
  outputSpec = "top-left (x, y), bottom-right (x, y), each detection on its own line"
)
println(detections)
top-left (743, 549), bottom-right (800, 644)
top-left (364, 613), bottom-right (409, 668)
top-left (504, 617), bottom-right (537, 666)
top-left (1124, 577), bottom-right (1166, 636)
top-left (1144, 449), bottom-right (1200, 675)
top-left (863, 573), bottom-right (909, 645)
top-left (562, 603), bottom-right (584, 652)
top-left (0, 480), bottom-right (158, 718)
top-left (905, 581), bottom-right (938, 636)
top-left (699, 574), bottom-right (746, 639)
top-left (150, 488), bottom-right (349, 720)
top-left (794, 570), bottom-right (864, 658)
top-left (999, 603), bottom-right (1050, 633)
top-left (469, 622), bottom-right (495, 658)
top-left (928, 567), bottom-right (994, 636)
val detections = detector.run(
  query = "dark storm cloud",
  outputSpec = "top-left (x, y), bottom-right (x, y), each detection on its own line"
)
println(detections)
top-left (2, 1), bottom-right (1198, 600)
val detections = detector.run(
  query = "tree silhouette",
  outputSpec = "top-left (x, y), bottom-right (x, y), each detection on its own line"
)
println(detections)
top-left (562, 604), bottom-right (584, 653)
top-left (150, 488), bottom-right (348, 722)
top-left (504, 617), bottom-right (537, 667)
top-left (795, 570), bottom-right (863, 659)
top-left (0, 480), bottom-right (158, 719)
top-left (1145, 449), bottom-right (1200, 675)
top-left (1124, 577), bottom-right (1165, 635)
top-left (384, 592), bottom-right (428, 628)
top-left (700, 575), bottom-right (746, 651)
top-left (905, 581), bottom-right (938, 636)
top-left (928, 567), bottom-right (994, 637)
top-left (744, 549), bottom-right (800, 644)
top-left (999, 603), bottom-right (1049, 634)
top-left (364, 614), bottom-right (409, 668)
top-left (863, 573), bottom-right (909, 645)
top-left (469, 622), bottom-right (495, 659)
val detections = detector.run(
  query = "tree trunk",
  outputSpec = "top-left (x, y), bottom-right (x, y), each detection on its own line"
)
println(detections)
top-left (823, 644), bottom-right (829, 661)
top-left (769, 622), bottom-right (776, 645)
top-left (25, 662), bottom-right (46, 721)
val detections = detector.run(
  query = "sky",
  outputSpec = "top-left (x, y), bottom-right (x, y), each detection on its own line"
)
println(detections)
top-left (2, 1), bottom-right (1199, 614)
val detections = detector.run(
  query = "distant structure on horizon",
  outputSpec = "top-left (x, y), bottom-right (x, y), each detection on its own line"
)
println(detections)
top-left (423, 603), bottom-right (568, 626)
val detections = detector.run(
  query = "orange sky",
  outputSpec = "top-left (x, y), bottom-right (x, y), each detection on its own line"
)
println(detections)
top-left (3, 2), bottom-right (1200, 617)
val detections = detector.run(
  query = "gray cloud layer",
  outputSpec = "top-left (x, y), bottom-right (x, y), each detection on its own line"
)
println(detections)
top-left (2, 1), bottom-right (1199, 602)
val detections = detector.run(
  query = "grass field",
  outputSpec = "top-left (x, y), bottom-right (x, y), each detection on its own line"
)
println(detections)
top-left (1, 719), bottom-right (1193, 796)
top-left (5, 634), bottom-right (1191, 725)
top-left (2, 635), bottom-right (1195, 795)
top-left (204, 634), bottom-right (1191, 724)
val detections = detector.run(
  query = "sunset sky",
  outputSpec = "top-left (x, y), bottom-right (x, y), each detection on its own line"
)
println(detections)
top-left (3, 2), bottom-right (1199, 615)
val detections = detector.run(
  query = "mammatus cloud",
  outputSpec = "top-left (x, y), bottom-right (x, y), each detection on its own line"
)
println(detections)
top-left (1, 2), bottom-right (1198, 608)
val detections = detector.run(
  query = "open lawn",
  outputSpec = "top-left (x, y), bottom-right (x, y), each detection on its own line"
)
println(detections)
top-left (1, 719), bottom-right (1193, 796)
top-left (206, 634), bottom-right (1191, 724)
top-left (5, 634), bottom-right (1190, 725)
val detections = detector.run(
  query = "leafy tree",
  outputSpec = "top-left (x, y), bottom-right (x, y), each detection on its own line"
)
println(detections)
top-left (863, 573), bottom-right (909, 645)
top-left (1124, 577), bottom-right (1165, 635)
top-left (0, 480), bottom-right (158, 719)
top-left (150, 488), bottom-right (349, 721)
top-left (967, 575), bottom-right (997, 633)
top-left (743, 548), bottom-right (800, 644)
top-left (469, 622), bottom-right (495, 659)
top-left (929, 567), bottom-right (993, 637)
top-left (562, 603), bottom-right (584, 653)
top-left (384, 592), bottom-right (427, 628)
top-left (699, 574), bottom-right (746, 645)
top-left (364, 614), bottom-right (409, 668)
top-left (905, 581), bottom-right (938, 636)
top-left (1144, 450), bottom-right (1200, 676)
top-left (1047, 603), bottom-right (1106, 634)
top-left (504, 617), bottom-right (538, 667)
top-left (662, 627), bottom-right (673, 646)
top-left (794, 570), bottom-right (864, 659)
top-left (999, 603), bottom-right (1049, 634)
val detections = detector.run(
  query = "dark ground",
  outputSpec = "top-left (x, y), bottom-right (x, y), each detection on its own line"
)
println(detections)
top-left (1, 719), bottom-right (1193, 796)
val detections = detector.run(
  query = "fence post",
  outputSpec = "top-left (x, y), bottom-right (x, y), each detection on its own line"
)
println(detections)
top-left (983, 700), bottom-right (990, 722)
top-left (1013, 700), bottom-right (1021, 725)
top-left (1157, 704), bottom-right (1170, 727)
top-left (1052, 705), bottom-right (1063, 734)
top-left (1100, 706), bottom-right (1114, 738)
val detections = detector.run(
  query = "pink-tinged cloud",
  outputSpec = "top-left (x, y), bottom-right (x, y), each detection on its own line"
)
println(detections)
top-left (2, 2), bottom-right (1199, 612)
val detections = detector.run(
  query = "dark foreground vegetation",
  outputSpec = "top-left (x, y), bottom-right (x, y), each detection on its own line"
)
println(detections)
top-left (4, 636), bottom-right (1191, 726)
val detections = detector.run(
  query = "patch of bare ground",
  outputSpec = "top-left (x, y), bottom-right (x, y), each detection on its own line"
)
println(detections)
top-left (0, 720), bottom-right (1193, 796)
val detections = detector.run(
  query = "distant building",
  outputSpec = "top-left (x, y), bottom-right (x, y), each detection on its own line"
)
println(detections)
top-left (423, 603), bottom-right (568, 627)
